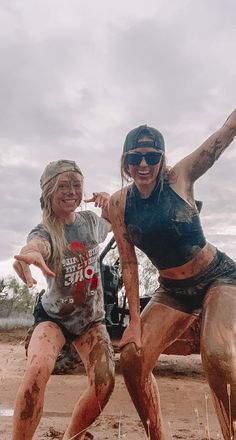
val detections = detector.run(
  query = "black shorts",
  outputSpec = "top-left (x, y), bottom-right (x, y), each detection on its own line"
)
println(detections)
top-left (33, 300), bottom-right (105, 342)
top-left (151, 250), bottom-right (236, 315)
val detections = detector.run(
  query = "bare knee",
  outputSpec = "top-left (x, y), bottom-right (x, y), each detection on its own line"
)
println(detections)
top-left (201, 332), bottom-right (236, 378)
top-left (25, 354), bottom-right (55, 385)
top-left (91, 365), bottom-right (114, 409)
top-left (202, 286), bottom-right (236, 373)
top-left (90, 345), bottom-right (115, 402)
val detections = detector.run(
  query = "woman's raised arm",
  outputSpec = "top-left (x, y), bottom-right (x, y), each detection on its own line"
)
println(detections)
top-left (175, 108), bottom-right (236, 183)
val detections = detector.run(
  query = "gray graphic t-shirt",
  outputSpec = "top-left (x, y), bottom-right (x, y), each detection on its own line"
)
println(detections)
top-left (27, 211), bottom-right (110, 335)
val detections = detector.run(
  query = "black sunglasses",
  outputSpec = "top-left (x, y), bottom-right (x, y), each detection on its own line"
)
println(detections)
top-left (125, 151), bottom-right (163, 166)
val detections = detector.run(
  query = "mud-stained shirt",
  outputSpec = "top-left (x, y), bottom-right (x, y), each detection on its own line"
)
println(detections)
top-left (27, 211), bottom-right (110, 335)
top-left (124, 183), bottom-right (206, 270)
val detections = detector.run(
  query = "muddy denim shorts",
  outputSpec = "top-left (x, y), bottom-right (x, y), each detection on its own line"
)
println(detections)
top-left (151, 250), bottom-right (236, 315)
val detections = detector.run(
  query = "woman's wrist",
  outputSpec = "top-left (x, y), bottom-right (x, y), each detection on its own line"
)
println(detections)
top-left (130, 315), bottom-right (141, 324)
top-left (224, 109), bottom-right (236, 134)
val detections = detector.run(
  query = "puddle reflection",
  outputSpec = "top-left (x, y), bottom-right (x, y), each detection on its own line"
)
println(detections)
top-left (0, 408), bottom-right (71, 417)
top-left (0, 409), bottom-right (14, 416)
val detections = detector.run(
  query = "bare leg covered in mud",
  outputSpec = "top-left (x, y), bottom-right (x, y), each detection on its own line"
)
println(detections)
top-left (62, 323), bottom-right (115, 440)
top-left (120, 302), bottom-right (196, 440)
top-left (11, 322), bottom-right (66, 440)
top-left (201, 284), bottom-right (236, 440)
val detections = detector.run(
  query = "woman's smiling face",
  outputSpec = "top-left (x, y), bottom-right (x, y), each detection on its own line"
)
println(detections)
top-left (51, 171), bottom-right (83, 217)
top-left (126, 145), bottom-right (163, 193)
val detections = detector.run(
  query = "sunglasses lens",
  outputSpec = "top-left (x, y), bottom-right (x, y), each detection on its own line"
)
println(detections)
top-left (145, 152), bottom-right (162, 165)
top-left (125, 152), bottom-right (162, 166)
top-left (125, 154), bottom-right (142, 165)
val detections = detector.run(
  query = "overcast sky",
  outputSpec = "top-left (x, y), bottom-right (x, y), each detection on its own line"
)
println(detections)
top-left (1, 0), bottom-right (236, 290)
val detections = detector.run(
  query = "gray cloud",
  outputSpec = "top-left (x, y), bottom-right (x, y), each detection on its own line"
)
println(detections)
top-left (0, 0), bottom-right (236, 279)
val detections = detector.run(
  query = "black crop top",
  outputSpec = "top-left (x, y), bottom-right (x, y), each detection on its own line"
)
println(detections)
top-left (124, 183), bottom-right (206, 270)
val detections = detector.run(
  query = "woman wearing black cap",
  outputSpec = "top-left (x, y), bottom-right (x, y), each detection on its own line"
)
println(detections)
top-left (12, 160), bottom-right (114, 440)
top-left (109, 110), bottom-right (236, 440)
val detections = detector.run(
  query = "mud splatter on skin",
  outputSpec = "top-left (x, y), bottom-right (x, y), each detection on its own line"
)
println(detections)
top-left (20, 390), bottom-right (34, 420)
top-left (109, 197), bottom-right (120, 209)
top-left (80, 331), bottom-right (96, 350)
top-left (38, 332), bottom-right (48, 341)
top-left (35, 238), bottom-right (51, 260)
top-left (175, 206), bottom-right (196, 223)
top-left (89, 340), bottom-right (114, 397)
top-left (35, 405), bottom-right (43, 421)
top-left (20, 381), bottom-right (40, 420)
top-left (80, 323), bottom-right (110, 350)
top-left (121, 346), bottom-right (149, 434)
top-left (211, 138), bottom-right (227, 160)
top-left (30, 354), bottom-right (37, 364)
top-left (190, 137), bottom-right (228, 182)
top-left (121, 344), bottom-right (164, 440)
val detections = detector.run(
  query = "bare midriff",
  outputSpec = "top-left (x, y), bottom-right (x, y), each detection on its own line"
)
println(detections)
top-left (159, 242), bottom-right (216, 280)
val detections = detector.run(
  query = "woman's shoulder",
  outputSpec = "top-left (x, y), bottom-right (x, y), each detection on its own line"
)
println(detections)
top-left (109, 185), bottom-right (132, 224)
top-left (75, 210), bottom-right (97, 222)
top-left (110, 184), bottom-right (132, 204)
top-left (28, 222), bottom-right (46, 234)
top-left (27, 223), bottom-right (51, 242)
top-left (75, 210), bottom-right (105, 226)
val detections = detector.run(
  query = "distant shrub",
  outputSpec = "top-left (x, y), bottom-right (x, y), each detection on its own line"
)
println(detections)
top-left (0, 314), bottom-right (34, 329)
top-left (0, 276), bottom-right (37, 327)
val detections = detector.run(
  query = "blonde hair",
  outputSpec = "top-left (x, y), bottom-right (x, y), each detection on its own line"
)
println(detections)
top-left (40, 172), bottom-right (84, 274)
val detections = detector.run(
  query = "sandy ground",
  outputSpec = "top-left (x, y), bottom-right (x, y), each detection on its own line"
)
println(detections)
top-left (0, 329), bottom-right (222, 440)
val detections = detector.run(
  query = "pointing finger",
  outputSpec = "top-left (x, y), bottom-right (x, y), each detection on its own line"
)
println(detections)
top-left (84, 197), bottom-right (94, 203)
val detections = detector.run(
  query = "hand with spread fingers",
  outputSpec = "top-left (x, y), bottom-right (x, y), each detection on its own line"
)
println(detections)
top-left (13, 258), bottom-right (37, 288)
top-left (13, 248), bottom-right (55, 287)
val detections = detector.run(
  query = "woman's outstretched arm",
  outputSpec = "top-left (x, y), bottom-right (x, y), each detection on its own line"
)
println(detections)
top-left (13, 237), bottom-right (55, 287)
top-left (175, 108), bottom-right (236, 183)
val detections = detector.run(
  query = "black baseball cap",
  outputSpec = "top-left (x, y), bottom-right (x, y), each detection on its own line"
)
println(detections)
top-left (123, 125), bottom-right (165, 153)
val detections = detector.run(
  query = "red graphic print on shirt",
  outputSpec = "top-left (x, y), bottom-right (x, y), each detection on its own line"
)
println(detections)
top-left (63, 241), bottom-right (99, 306)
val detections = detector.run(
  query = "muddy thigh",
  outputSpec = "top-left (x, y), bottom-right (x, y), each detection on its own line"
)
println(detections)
top-left (139, 301), bottom-right (196, 375)
top-left (201, 283), bottom-right (236, 440)
top-left (73, 323), bottom-right (115, 396)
